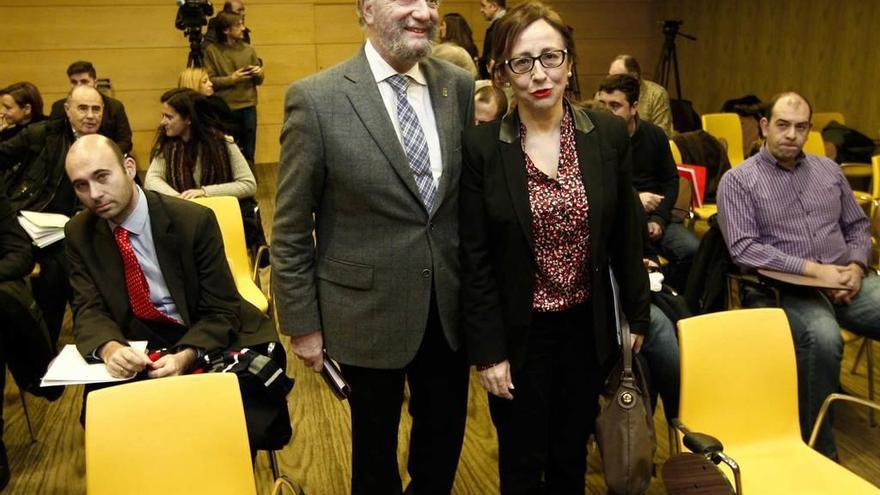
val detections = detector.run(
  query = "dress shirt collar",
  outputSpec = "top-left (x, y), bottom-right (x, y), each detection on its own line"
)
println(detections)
top-left (757, 144), bottom-right (806, 171)
top-left (109, 185), bottom-right (149, 235)
top-left (364, 39), bottom-right (427, 87)
top-left (491, 9), bottom-right (506, 23)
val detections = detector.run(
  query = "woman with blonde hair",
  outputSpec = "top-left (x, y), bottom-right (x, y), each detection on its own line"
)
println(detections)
top-left (177, 67), bottom-right (240, 144)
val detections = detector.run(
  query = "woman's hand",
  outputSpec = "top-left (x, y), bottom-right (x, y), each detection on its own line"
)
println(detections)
top-left (180, 188), bottom-right (207, 199)
top-left (477, 360), bottom-right (514, 400)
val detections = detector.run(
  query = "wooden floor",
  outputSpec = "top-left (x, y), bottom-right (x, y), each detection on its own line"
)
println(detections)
top-left (2, 163), bottom-right (880, 494)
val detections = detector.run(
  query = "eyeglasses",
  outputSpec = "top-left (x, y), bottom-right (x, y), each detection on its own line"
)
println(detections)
top-left (505, 49), bottom-right (568, 75)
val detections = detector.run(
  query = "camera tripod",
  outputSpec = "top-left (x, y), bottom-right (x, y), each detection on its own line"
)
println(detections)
top-left (656, 20), bottom-right (696, 99)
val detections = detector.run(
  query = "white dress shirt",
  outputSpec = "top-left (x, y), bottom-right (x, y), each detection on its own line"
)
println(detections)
top-left (364, 39), bottom-right (443, 187)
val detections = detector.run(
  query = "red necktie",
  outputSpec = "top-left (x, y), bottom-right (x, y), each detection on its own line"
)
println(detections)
top-left (113, 226), bottom-right (179, 325)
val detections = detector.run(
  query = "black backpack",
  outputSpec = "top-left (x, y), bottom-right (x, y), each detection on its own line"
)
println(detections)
top-left (684, 215), bottom-right (732, 314)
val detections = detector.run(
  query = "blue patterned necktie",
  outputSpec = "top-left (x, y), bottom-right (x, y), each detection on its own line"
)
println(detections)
top-left (386, 74), bottom-right (436, 212)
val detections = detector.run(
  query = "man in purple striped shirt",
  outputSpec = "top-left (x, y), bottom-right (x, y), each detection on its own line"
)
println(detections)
top-left (717, 92), bottom-right (880, 459)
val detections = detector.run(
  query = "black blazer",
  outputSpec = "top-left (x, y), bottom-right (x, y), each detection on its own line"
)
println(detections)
top-left (460, 105), bottom-right (650, 371)
top-left (66, 190), bottom-right (275, 357)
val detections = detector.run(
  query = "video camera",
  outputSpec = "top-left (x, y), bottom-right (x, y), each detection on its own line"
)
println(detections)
top-left (175, 0), bottom-right (214, 67)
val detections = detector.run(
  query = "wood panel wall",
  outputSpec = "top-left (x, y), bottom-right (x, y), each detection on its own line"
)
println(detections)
top-left (659, 0), bottom-right (880, 138)
top-left (0, 0), bottom-right (662, 167)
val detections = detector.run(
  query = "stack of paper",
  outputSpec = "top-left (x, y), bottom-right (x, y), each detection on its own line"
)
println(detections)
top-left (41, 341), bottom-right (148, 387)
top-left (17, 210), bottom-right (69, 248)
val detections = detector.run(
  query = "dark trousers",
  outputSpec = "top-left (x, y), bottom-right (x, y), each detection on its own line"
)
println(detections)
top-left (340, 300), bottom-right (469, 495)
top-left (31, 241), bottom-right (71, 344)
top-left (488, 305), bottom-right (603, 495)
top-left (0, 279), bottom-right (56, 437)
top-left (233, 106), bottom-right (257, 167)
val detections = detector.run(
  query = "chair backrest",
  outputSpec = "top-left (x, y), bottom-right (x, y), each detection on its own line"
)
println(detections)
top-left (701, 113), bottom-right (744, 167)
top-left (191, 196), bottom-right (268, 312)
top-left (669, 139), bottom-right (683, 164)
top-left (677, 308), bottom-right (802, 448)
top-left (873, 155), bottom-right (880, 204)
top-left (811, 111), bottom-right (845, 132)
top-left (803, 130), bottom-right (826, 156)
top-left (85, 374), bottom-right (257, 495)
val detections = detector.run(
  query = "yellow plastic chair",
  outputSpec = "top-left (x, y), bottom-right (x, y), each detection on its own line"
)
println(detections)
top-left (674, 308), bottom-right (880, 494)
top-left (701, 113), bottom-right (745, 167)
top-left (669, 139), bottom-right (683, 164)
top-left (803, 130), bottom-right (826, 156)
top-left (85, 374), bottom-right (258, 495)
top-left (191, 196), bottom-right (269, 313)
top-left (811, 111), bottom-right (845, 132)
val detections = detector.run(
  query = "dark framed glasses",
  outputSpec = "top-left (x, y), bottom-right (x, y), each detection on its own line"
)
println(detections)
top-left (505, 49), bottom-right (568, 75)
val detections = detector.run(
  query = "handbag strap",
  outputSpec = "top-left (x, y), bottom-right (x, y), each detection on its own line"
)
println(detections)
top-left (608, 267), bottom-right (633, 373)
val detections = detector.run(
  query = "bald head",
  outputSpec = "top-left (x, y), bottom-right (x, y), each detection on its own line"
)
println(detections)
top-left (65, 85), bottom-right (104, 135)
top-left (767, 91), bottom-right (812, 122)
top-left (66, 134), bottom-right (138, 224)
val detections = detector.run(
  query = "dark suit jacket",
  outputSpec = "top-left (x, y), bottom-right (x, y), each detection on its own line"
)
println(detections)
top-left (50, 94), bottom-right (133, 154)
top-left (66, 190), bottom-right (275, 357)
top-left (479, 18), bottom-right (499, 79)
top-left (460, 105), bottom-right (651, 371)
top-left (272, 47), bottom-right (474, 369)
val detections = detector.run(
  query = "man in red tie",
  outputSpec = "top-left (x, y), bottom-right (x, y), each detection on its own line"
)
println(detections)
top-left (63, 134), bottom-right (286, 447)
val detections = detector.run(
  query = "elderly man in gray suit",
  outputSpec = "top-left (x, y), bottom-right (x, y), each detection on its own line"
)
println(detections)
top-left (271, 0), bottom-right (474, 493)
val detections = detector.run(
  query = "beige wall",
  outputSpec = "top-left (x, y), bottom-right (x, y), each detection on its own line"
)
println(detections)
top-left (660, 0), bottom-right (880, 138)
top-left (1, 0), bottom-right (662, 167)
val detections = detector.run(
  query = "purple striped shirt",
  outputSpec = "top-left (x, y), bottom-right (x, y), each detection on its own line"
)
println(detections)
top-left (717, 146), bottom-right (870, 274)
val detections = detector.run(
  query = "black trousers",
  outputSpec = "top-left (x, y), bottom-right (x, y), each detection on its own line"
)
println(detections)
top-left (488, 304), bottom-right (603, 495)
top-left (31, 241), bottom-right (71, 344)
top-left (0, 279), bottom-right (56, 437)
top-left (340, 298), bottom-right (469, 495)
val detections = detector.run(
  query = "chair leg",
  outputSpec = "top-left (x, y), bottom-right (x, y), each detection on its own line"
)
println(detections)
top-left (851, 338), bottom-right (867, 374)
top-left (18, 391), bottom-right (36, 444)
top-left (268, 449), bottom-right (280, 480)
top-left (868, 340), bottom-right (876, 427)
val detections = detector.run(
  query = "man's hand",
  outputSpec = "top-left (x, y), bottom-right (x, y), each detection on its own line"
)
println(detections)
top-left (248, 65), bottom-right (264, 78)
top-left (477, 360), bottom-right (514, 400)
top-left (639, 192), bottom-right (664, 213)
top-left (290, 331), bottom-right (323, 372)
top-left (100, 341), bottom-right (151, 379)
top-left (180, 188), bottom-right (207, 200)
top-left (147, 348), bottom-right (197, 378)
top-left (231, 67), bottom-right (253, 82)
top-left (631, 333), bottom-right (645, 353)
top-left (804, 261), bottom-right (851, 287)
top-left (827, 263), bottom-right (865, 305)
top-left (647, 222), bottom-right (663, 242)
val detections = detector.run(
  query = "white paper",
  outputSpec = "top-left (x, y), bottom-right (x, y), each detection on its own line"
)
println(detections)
top-left (19, 210), bottom-right (70, 229)
top-left (41, 341), bottom-right (148, 387)
top-left (17, 215), bottom-right (66, 248)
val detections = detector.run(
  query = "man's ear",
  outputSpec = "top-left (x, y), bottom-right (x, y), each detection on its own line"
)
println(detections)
top-left (123, 156), bottom-right (138, 178)
top-left (22, 103), bottom-right (32, 118)
top-left (759, 116), bottom-right (770, 136)
top-left (361, 0), bottom-right (375, 25)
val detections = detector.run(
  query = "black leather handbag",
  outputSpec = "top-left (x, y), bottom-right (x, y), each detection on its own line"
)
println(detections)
top-left (595, 268), bottom-right (656, 494)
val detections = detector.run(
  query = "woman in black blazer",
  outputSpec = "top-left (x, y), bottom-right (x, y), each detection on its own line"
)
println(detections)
top-left (459, 2), bottom-right (650, 493)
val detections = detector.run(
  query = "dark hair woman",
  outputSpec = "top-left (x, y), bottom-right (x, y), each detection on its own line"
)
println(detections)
top-left (145, 88), bottom-right (255, 200)
top-left (440, 13), bottom-right (479, 61)
top-left (459, 1), bottom-right (650, 493)
top-left (0, 82), bottom-right (47, 142)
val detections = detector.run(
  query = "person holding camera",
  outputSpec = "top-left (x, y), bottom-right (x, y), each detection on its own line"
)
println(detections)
top-left (204, 10), bottom-right (262, 168)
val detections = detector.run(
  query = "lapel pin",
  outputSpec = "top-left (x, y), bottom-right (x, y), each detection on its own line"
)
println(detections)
top-left (442, 88), bottom-right (448, 97)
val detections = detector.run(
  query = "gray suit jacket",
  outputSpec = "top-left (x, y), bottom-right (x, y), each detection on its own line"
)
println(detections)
top-left (272, 47), bottom-right (474, 369)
